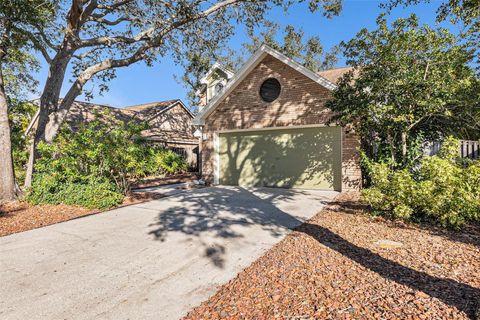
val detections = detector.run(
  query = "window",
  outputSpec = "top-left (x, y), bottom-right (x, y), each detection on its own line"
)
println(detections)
top-left (214, 82), bottom-right (224, 95)
top-left (259, 78), bottom-right (281, 102)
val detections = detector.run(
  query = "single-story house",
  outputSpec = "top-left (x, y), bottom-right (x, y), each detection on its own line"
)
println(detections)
top-left (27, 99), bottom-right (199, 168)
top-left (193, 45), bottom-right (362, 191)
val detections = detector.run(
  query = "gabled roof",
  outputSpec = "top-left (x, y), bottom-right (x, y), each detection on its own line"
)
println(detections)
top-left (25, 99), bottom-right (195, 143)
top-left (123, 99), bottom-right (194, 118)
top-left (317, 66), bottom-right (356, 84)
top-left (123, 99), bottom-right (178, 111)
top-left (193, 44), bottom-right (337, 125)
top-left (25, 100), bottom-right (132, 136)
top-left (199, 63), bottom-right (235, 85)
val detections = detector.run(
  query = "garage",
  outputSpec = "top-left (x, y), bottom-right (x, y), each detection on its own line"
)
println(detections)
top-left (194, 45), bottom-right (362, 192)
top-left (218, 126), bottom-right (342, 190)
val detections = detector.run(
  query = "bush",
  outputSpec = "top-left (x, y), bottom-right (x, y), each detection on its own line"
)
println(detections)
top-left (26, 111), bottom-right (189, 209)
top-left (26, 174), bottom-right (123, 209)
top-left (155, 150), bottom-right (188, 174)
top-left (9, 100), bottom-right (38, 185)
top-left (362, 140), bottom-right (480, 228)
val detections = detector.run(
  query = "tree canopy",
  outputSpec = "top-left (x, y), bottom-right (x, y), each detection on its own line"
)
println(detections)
top-left (3, 0), bottom-right (343, 187)
top-left (237, 22), bottom-right (338, 72)
top-left (326, 14), bottom-right (479, 167)
top-left (383, 0), bottom-right (480, 68)
top-left (0, 0), bottom-right (54, 199)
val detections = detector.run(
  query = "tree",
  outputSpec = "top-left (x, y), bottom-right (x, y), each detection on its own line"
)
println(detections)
top-left (383, 0), bottom-right (479, 67)
top-left (182, 22), bottom-right (340, 105)
top-left (17, 0), bottom-right (343, 187)
top-left (0, 0), bottom-right (52, 200)
top-left (225, 22), bottom-right (339, 72)
top-left (243, 22), bottom-right (339, 72)
top-left (326, 14), bottom-right (479, 167)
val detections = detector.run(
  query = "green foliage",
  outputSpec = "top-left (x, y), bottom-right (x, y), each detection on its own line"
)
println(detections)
top-left (1, 0), bottom-right (55, 96)
top-left (241, 23), bottom-right (339, 73)
top-left (382, 0), bottom-right (479, 68)
top-left (26, 112), bottom-right (188, 208)
top-left (8, 100), bottom-right (37, 184)
top-left (26, 174), bottom-right (123, 209)
top-left (362, 141), bottom-right (480, 228)
top-left (327, 14), bottom-right (479, 168)
top-left (155, 150), bottom-right (189, 174)
top-left (437, 136), bottom-right (460, 161)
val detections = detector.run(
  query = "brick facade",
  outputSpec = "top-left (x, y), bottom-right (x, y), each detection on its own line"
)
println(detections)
top-left (200, 55), bottom-right (362, 191)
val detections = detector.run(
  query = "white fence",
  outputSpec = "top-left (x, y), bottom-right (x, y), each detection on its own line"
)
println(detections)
top-left (460, 140), bottom-right (480, 159)
top-left (425, 140), bottom-right (480, 160)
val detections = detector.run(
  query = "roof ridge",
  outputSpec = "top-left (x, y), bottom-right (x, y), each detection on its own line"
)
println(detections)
top-left (318, 66), bottom-right (352, 72)
top-left (122, 99), bottom-right (179, 109)
top-left (65, 99), bottom-right (118, 109)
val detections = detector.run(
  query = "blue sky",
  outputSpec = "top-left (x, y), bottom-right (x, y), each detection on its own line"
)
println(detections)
top-left (31, 0), bottom-right (458, 108)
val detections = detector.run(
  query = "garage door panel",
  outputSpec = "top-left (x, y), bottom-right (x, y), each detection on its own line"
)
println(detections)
top-left (219, 127), bottom-right (342, 190)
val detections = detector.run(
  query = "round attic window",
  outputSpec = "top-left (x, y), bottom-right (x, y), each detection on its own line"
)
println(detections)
top-left (259, 78), bottom-right (281, 102)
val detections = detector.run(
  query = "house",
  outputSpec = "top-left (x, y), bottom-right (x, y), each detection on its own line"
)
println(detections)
top-left (196, 63), bottom-right (235, 108)
top-left (27, 99), bottom-right (199, 168)
top-left (193, 45), bottom-right (362, 191)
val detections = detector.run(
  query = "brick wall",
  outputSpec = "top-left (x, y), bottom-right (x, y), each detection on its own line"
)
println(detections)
top-left (201, 55), bottom-right (362, 191)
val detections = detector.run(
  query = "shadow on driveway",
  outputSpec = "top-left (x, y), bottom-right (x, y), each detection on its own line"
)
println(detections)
top-left (146, 186), bottom-right (333, 268)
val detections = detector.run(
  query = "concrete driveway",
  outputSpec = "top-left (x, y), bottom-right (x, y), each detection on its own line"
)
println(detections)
top-left (0, 186), bottom-right (337, 320)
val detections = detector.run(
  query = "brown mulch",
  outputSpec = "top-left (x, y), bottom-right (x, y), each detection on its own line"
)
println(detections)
top-left (185, 193), bottom-right (480, 320)
top-left (0, 202), bottom-right (95, 237)
top-left (0, 191), bottom-right (164, 237)
top-left (133, 172), bottom-right (199, 189)
top-left (0, 173), bottom-right (200, 237)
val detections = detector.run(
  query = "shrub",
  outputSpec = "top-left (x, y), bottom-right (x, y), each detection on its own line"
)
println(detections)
top-left (26, 111), bottom-right (189, 209)
top-left (26, 174), bottom-right (123, 209)
top-left (9, 100), bottom-right (38, 185)
top-left (155, 150), bottom-right (188, 174)
top-left (361, 139), bottom-right (480, 228)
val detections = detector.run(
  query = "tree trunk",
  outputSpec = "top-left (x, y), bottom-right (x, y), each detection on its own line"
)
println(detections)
top-left (401, 132), bottom-right (408, 163)
top-left (0, 62), bottom-right (17, 200)
top-left (24, 55), bottom-right (71, 187)
top-left (386, 132), bottom-right (396, 164)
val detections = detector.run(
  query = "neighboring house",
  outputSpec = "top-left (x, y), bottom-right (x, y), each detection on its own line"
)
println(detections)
top-left (193, 45), bottom-right (362, 191)
top-left (27, 99), bottom-right (199, 168)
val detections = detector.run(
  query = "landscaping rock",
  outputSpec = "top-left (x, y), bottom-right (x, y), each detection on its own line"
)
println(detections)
top-left (374, 239), bottom-right (404, 249)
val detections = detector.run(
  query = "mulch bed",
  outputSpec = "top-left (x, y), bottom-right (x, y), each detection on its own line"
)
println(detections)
top-left (0, 190), bottom-right (165, 237)
top-left (185, 193), bottom-right (480, 319)
top-left (133, 172), bottom-right (199, 189)
top-left (0, 202), bottom-right (95, 237)
top-left (0, 173), bottom-right (199, 237)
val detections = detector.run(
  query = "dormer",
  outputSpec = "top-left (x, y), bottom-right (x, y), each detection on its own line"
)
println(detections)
top-left (197, 63), bottom-right (234, 111)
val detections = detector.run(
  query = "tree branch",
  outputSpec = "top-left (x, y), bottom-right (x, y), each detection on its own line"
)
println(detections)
top-left (78, 32), bottom-right (151, 48)
top-left (45, 0), bottom-right (258, 142)
top-left (79, 0), bottom-right (98, 26)
top-left (87, 15), bottom-right (131, 26)
top-left (94, 0), bottom-right (135, 18)
top-left (14, 28), bottom-right (52, 63)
